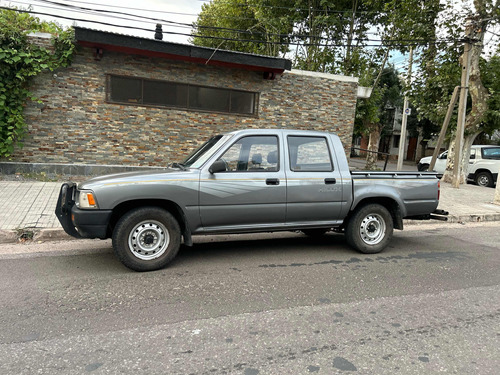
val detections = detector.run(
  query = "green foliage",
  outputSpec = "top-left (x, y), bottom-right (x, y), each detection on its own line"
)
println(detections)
top-left (480, 53), bottom-right (500, 134)
top-left (191, 0), bottom-right (293, 57)
top-left (354, 66), bottom-right (403, 136)
top-left (0, 9), bottom-right (75, 158)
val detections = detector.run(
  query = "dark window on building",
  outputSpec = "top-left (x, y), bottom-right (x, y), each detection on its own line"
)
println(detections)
top-left (107, 75), bottom-right (257, 116)
top-left (231, 90), bottom-right (256, 115)
top-left (393, 135), bottom-right (400, 148)
top-left (189, 86), bottom-right (230, 113)
top-left (143, 80), bottom-right (188, 108)
top-left (109, 76), bottom-right (142, 103)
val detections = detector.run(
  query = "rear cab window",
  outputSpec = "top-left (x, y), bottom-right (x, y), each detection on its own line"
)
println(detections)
top-left (287, 136), bottom-right (333, 172)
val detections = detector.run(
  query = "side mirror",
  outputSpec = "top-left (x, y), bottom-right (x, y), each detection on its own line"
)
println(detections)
top-left (469, 154), bottom-right (475, 160)
top-left (209, 160), bottom-right (226, 174)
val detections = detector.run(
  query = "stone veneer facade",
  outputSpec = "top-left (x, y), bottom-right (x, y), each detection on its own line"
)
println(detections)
top-left (11, 41), bottom-right (357, 167)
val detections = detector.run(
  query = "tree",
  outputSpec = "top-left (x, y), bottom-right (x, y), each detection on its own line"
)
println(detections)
top-left (440, 0), bottom-right (498, 185)
top-left (190, 0), bottom-right (293, 57)
top-left (355, 66), bottom-right (403, 169)
top-left (0, 9), bottom-right (75, 158)
top-left (481, 52), bottom-right (500, 137)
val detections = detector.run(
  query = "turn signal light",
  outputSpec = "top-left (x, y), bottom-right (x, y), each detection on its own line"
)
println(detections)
top-left (87, 193), bottom-right (96, 206)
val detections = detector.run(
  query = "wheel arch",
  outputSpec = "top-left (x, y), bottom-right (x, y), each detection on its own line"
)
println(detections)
top-left (347, 197), bottom-right (403, 230)
top-left (473, 168), bottom-right (493, 178)
top-left (107, 199), bottom-right (192, 246)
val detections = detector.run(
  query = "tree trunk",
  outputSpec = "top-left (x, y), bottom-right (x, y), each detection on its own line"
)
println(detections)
top-left (442, 131), bottom-right (481, 184)
top-left (441, 15), bottom-right (489, 185)
top-left (365, 124), bottom-right (381, 170)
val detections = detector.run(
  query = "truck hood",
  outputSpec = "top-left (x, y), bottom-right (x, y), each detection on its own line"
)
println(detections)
top-left (78, 168), bottom-right (197, 190)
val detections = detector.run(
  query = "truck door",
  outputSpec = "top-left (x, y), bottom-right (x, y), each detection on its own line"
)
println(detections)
top-left (199, 135), bottom-right (286, 231)
top-left (285, 135), bottom-right (344, 224)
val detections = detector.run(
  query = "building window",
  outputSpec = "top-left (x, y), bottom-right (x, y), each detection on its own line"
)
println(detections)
top-left (107, 75), bottom-right (258, 116)
top-left (393, 135), bottom-right (400, 148)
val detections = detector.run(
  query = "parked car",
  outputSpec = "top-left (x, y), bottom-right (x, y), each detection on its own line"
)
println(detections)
top-left (418, 145), bottom-right (500, 187)
top-left (56, 129), bottom-right (447, 271)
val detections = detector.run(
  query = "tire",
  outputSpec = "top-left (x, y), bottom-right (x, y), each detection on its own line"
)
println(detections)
top-left (474, 171), bottom-right (494, 188)
top-left (345, 204), bottom-right (393, 254)
top-left (112, 207), bottom-right (181, 272)
top-left (301, 228), bottom-right (329, 237)
top-left (417, 163), bottom-right (429, 172)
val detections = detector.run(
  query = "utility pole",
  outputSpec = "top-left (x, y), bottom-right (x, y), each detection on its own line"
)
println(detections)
top-left (397, 46), bottom-right (413, 171)
top-left (451, 18), bottom-right (474, 188)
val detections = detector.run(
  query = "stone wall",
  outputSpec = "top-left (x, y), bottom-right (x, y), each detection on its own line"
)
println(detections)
top-left (11, 44), bottom-right (357, 166)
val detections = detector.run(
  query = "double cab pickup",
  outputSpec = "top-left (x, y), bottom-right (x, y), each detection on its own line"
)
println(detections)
top-left (56, 129), bottom-right (446, 271)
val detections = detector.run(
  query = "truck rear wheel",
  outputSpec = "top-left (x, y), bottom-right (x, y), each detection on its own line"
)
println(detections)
top-left (112, 207), bottom-right (181, 272)
top-left (345, 204), bottom-right (393, 254)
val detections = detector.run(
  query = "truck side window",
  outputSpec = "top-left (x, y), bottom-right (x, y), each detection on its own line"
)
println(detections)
top-left (288, 136), bottom-right (333, 171)
top-left (218, 136), bottom-right (279, 172)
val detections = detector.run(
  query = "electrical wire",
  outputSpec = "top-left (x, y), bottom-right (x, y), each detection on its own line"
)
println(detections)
top-left (4, 0), bottom-right (466, 45)
top-left (0, 5), bottom-right (462, 49)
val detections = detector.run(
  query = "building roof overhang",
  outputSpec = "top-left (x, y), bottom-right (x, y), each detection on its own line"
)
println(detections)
top-left (74, 27), bottom-right (292, 74)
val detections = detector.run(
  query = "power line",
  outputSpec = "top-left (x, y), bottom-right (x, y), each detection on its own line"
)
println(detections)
top-left (0, 6), bottom-right (461, 49)
top-left (22, 0), bottom-right (195, 29)
top-left (58, 0), bottom-right (202, 18)
top-left (2, 4), bottom-right (461, 45)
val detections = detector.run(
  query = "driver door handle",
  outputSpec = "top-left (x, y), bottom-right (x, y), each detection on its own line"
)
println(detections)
top-left (266, 178), bottom-right (280, 185)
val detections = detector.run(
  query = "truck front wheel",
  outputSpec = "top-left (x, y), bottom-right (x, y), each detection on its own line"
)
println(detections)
top-left (112, 207), bottom-right (181, 272)
top-left (345, 204), bottom-right (393, 254)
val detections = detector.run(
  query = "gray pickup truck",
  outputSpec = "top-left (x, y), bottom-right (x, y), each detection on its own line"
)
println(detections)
top-left (56, 129), bottom-right (447, 271)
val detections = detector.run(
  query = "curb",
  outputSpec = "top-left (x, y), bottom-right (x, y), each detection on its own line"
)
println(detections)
top-left (0, 228), bottom-right (72, 244)
top-left (404, 213), bottom-right (500, 225)
top-left (1, 212), bottom-right (499, 244)
top-left (0, 230), bottom-right (17, 244)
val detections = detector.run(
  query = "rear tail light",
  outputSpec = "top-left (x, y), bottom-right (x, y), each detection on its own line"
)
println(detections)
top-left (438, 181), bottom-right (440, 200)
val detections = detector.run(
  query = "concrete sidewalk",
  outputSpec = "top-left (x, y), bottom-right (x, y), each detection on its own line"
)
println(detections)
top-left (0, 179), bottom-right (499, 244)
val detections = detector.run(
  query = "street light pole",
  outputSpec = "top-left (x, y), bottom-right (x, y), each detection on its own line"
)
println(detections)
top-left (397, 46), bottom-right (413, 171)
top-left (452, 18), bottom-right (473, 188)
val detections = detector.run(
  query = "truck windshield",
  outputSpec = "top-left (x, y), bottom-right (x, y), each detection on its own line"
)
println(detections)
top-left (183, 134), bottom-right (232, 168)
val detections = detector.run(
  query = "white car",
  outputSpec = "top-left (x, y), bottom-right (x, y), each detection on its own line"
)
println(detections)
top-left (418, 145), bottom-right (500, 187)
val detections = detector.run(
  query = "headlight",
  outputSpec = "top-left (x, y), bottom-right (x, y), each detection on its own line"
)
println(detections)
top-left (77, 190), bottom-right (98, 209)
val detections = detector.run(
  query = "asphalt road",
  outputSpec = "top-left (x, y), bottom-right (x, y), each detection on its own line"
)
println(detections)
top-left (0, 222), bottom-right (499, 375)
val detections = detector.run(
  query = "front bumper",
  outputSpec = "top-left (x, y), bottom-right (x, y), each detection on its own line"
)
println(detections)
top-left (55, 183), bottom-right (112, 239)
